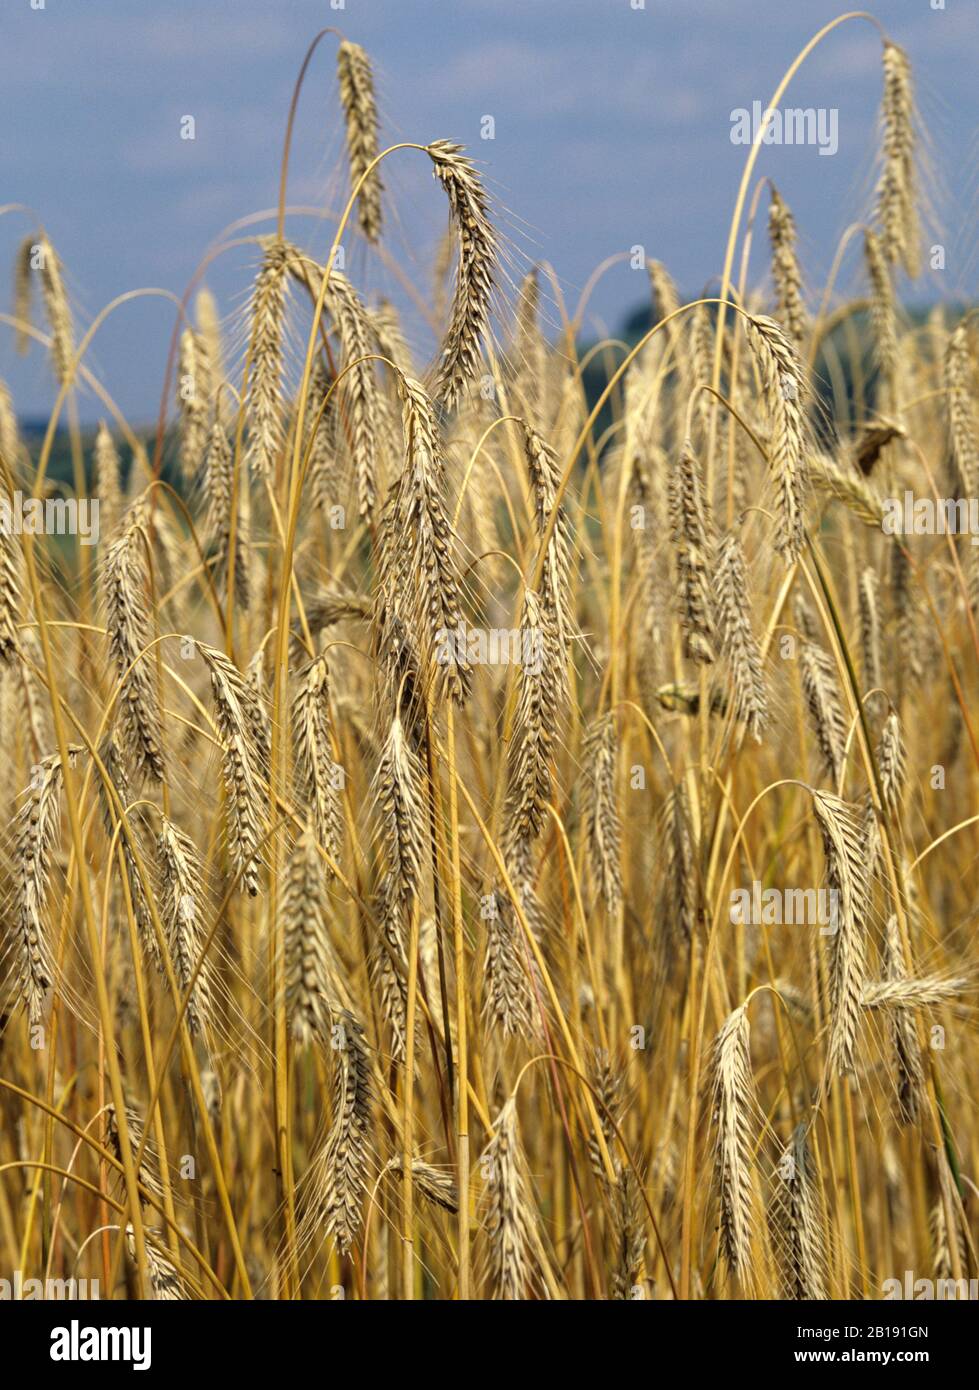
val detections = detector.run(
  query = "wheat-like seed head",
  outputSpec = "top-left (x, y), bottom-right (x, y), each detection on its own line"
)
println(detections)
top-left (582, 713), bottom-right (623, 917)
top-left (293, 586), bottom-right (370, 660)
top-left (177, 328), bottom-right (209, 483)
top-left (322, 270), bottom-right (380, 518)
top-left (204, 420), bottom-right (250, 611)
top-left (769, 1124), bottom-right (827, 1300)
top-left (945, 324), bottom-right (977, 495)
top-left (101, 507), bottom-right (165, 784)
top-left (501, 588), bottom-right (558, 854)
top-left (481, 1098), bottom-right (545, 1300)
top-left (125, 1226), bottom-right (188, 1300)
top-left (301, 1009), bottom-right (374, 1255)
top-left (385, 1155), bottom-right (459, 1214)
top-left (745, 314), bottom-right (810, 562)
top-left (427, 140), bottom-right (497, 412)
top-left (810, 451), bottom-right (883, 528)
top-left (688, 304), bottom-right (716, 446)
top-left (382, 374), bottom-right (470, 702)
top-left (93, 421), bottom-right (122, 546)
top-left (588, 1047), bottom-right (622, 1181)
top-left (375, 713), bottom-right (424, 908)
top-left (670, 439), bottom-right (717, 664)
top-left (283, 822), bottom-right (342, 1046)
top-left (800, 641), bottom-right (848, 788)
top-left (113, 793), bottom-right (161, 973)
top-left (369, 714), bottom-right (421, 1063)
top-left (195, 286), bottom-right (226, 423)
top-left (648, 259), bottom-right (690, 413)
top-left (0, 479), bottom-right (23, 664)
top-left (337, 41), bottom-right (383, 244)
top-left (244, 237), bottom-right (291, 480)
top-left (768, 186), bottom-right (808, 350)
top-left (858, 566), bottom-right (882, 695)
top-left (659, 782), bottom-right (697, 953)
top-left (157, 817), bottom-right (212, 1041)
top-left (523, 426), bottom-right (575, 671)
top-left (648, 259), bottom-right (680, 324)
top-left (864, 228), bottom-right (899, 392)
top-left (299, 359), bottom-right (339, 515)
top-left (367, 711), bottom-right (417, 1056)
top-left (0, 379), bottom-right (23, 474)
top-left (811, 790), bottom-right (871, 1077)
top-left (513, 268), bottom-right (546, 426)
top-left (106, 1101), bottom-right (164, 1201)
top-left (877, 709), bottom-right (905, 818)
top-left (607, 1165), bottom-right (646, 1299)
top-left (293, 655), bottom-right (344, 872)
top-left (716, 530), bottom-right (768, 743)
top-left (483, 885), bottom-right (536, 1040)
top-left (876, 42), bottom-right (920, 278)
top-left (707, 1003), bottom-right (758, 1290)
top-left (862, 972), bottom-right (969, 1012)
top-left (371, 871), bottom-right (409, 1063)
top-left (36, 235), bottom-right (73, 384)
top-left (10, 748), bottom-right (80, 1024)
top-left (198, 642), bottom-right (266, 897)
top-left (889, 541), bottom-right (922, 695)
top-left (931, 1159), bottom-right (967, 1283)
top-left (504, 832), bottom-right (548, 944)
top-left (243, 647), bottom-right (272, 769)
top-left (199, 1069), bottom-right (222, 1128)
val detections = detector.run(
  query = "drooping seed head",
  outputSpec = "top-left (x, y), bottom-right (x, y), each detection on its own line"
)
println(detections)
top-left (337, 41), bottom-right (383, 244)
top-left (427, 140), bottom-right (497, 412)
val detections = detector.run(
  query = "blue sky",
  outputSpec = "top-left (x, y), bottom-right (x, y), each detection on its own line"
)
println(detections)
top-left (0, 0), bottom-right (975, 422)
